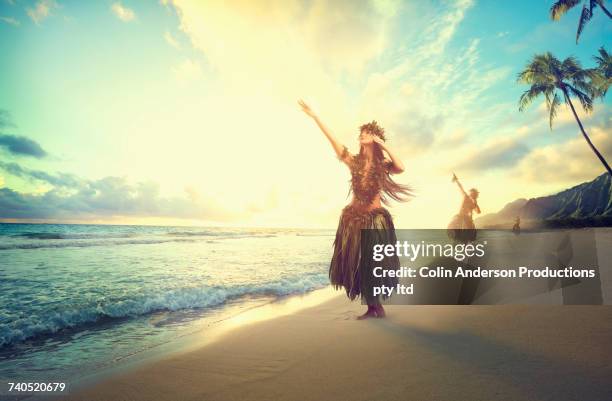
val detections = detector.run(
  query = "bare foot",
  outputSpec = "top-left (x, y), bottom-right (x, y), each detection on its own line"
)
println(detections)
top-left (357, 306), bottom-right (377, 320)
top-left (375, 304), bottom-right (386, 318)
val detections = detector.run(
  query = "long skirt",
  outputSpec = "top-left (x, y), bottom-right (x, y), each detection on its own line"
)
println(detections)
top-left (329, 205), bottom-right (400, 304)
top-left (447, 213), bottom-right (477, 243)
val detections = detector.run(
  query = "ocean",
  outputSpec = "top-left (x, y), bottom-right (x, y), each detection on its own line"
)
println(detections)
top-left (0, 223), bottom-right (333, 384)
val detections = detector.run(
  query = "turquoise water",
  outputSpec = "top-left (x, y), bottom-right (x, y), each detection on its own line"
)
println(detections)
top-left (0, 223), bottom-right (333, 383)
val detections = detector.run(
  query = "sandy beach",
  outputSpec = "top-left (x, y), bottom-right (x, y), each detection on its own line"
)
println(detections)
top-left (59, 288), bottom-right (612, 401)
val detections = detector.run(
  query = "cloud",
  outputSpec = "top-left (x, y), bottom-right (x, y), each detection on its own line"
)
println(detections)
top-left (26, 0), bottom-right (58, 25)
top-left (0, 16), bottom-right (20, 26)
top-left (514, 119), bottom-right (612, 184)
top-left (0, 134), bottom-right (48, 158)
top-left (0, 165), bottom-right (234, 221)
top-left (0, 110), bottom-right (15, 128)
top-left (172, 59), bottom-right (201, 82)
top-left (0, 161), bottom-right (79, 187)
top-left (0, 110), bottom-right (47, 158)
top-left (164, 31), bottom-right (180, 48)
top-left (0, 111), bottom-right (48, 158)
top-left (142, 0), bottom-right (515, 229)
top-left (166, 0), bottom-right (398, 85)
top-left (357, 1), bottom-right (510, 155)
top-left (299, 0), bottom-right (400, 75)
top-left (507, 18), bottom-right (574, 54)
top-left (535, 100), bottom-right (605, 129)
top-left (111, 2), bottom-right (135, 22)
top-left (450, 102), bottom-right (611, 176)
top-left (455, 136), bottom-right (530, 172)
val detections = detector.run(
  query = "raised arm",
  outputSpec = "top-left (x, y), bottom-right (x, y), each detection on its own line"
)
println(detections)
top-left (373, 136), bottom-right (404, 174)
top-left (452, 173), bottom-right (468, 197)
top-left (298, 99), bottom-right (350, 164)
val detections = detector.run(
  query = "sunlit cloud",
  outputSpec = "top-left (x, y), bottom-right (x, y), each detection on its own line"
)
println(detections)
top-left (535, 100), bottom-right (606, 129)
top-left (26, 0), bottom-right (57, 25)
top-left (164, 31), bottom-right (180, 48)
top-left (2, 0), bottom-right (609, 227)
top-left (111, 2), bottom-right (135, 22)
top-left (0, 16), bottom-right (20, 26)
top-left (0, 162), bottom-right (237, 223)
top-left (357, 1), bottom-right (510, 156)
top-left (514, 121), bottom-right (612, 184)
top-left (168, 0), bottom-right (397, 88)
top-left (455, 136), bottom-right (530, 172)
top-left (172, 59), bottom-right (201, 82)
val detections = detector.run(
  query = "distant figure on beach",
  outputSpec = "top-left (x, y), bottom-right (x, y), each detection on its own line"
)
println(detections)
top-left (513, 216), bottom-right (521, 235)
top-left (299, 99), bottom-right (412, 319)
top-left (448, 173), bottom-right (480, 243)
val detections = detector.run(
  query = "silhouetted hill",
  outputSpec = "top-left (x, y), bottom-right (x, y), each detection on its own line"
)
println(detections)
top-left (476, 173), bottom-right (612, 228)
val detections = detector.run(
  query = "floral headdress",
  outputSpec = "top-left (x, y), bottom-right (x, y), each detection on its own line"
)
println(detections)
top-left (359, 120), bottom-right (386, 141)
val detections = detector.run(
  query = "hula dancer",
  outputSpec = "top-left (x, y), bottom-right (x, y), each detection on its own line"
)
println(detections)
top-left (299, 99), bottom-right (412, 319)
top-left (448, 173), bottom-right (481, 243)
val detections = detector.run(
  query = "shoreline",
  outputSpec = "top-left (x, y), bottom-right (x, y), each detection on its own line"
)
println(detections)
top-left (33, 287), bottom-right (341, 400)
top-left (55, 293), bottom-right (612, 401)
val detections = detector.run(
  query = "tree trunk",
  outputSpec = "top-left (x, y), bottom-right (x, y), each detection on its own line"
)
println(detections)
top-left (564, 90), bottom-right (612, 177)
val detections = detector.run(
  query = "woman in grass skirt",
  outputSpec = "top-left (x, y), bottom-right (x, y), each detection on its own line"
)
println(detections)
top-left (299, 99), bottom-right (412, 319)
top-left (447, 173), bottom-right (481, 243)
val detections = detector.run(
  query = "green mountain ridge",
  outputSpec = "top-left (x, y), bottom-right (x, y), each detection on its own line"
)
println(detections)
top-left (476, 173), bottom-right (612, 228)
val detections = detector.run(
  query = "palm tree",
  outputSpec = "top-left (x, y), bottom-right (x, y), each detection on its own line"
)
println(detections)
top-left (550, 0), bottom-right (612, 43)
top-left (518, 52), bottom-right (612, 177)
top-left (591, 46), bottom-right (611, 95)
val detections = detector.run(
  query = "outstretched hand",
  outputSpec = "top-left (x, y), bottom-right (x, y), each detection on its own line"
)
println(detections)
top-left (298, 99), bottom-right (317, 119)
top-left (452, 172), bottom-right (458, 182)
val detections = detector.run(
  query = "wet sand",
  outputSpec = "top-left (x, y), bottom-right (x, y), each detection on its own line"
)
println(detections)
top-left (60, 288), bottom-right (612, 401)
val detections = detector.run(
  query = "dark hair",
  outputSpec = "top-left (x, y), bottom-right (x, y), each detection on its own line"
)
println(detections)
top-left (359, 120), bottom-right (386, 141)
top-left (354, 137), bottom-right (413, 206)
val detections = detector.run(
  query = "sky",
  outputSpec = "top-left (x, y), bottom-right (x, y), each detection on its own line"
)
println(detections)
top-left (0, 0), bottom-right (610, 228)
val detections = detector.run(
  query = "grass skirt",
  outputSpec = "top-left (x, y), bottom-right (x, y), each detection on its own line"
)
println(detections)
top-left (447, 214), bottom-right (477, 243)
top-left (329, 205), bottom-right (399, 304)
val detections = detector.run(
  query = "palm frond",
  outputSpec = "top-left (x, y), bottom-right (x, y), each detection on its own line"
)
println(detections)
top-left (575, 71), bottom-right (602, 98)
top-left (594, 0), bottom-right (612, 18)
top-left (545, 91), bottom-right (562, 128)
top-left (587, 71), bottom-right (609, 98)
top-left (518, 84), bottom-right (554, 111)
top-left (561, 56), bottom-right (586, 79)
top-left (576, 2), bottom-right (594, 42)
top-left (561, 56), bottom-right (582, 70)
top-left (566, 84), bottom-right (594, 112)
top-left (594, 47), bottom-right (609, 64)
top-left (590, 48), bottom-right (612, 96)
top-left (518, 89), bottom-right (536, 112)
top-left (550, 0), bottom-right (582, 20)
top-left (591, 0), bottom-right (612, 18)
top-left (518, 52), bottom-right (560, 84)
top-left (594, 47), bottom-right (611, 78)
